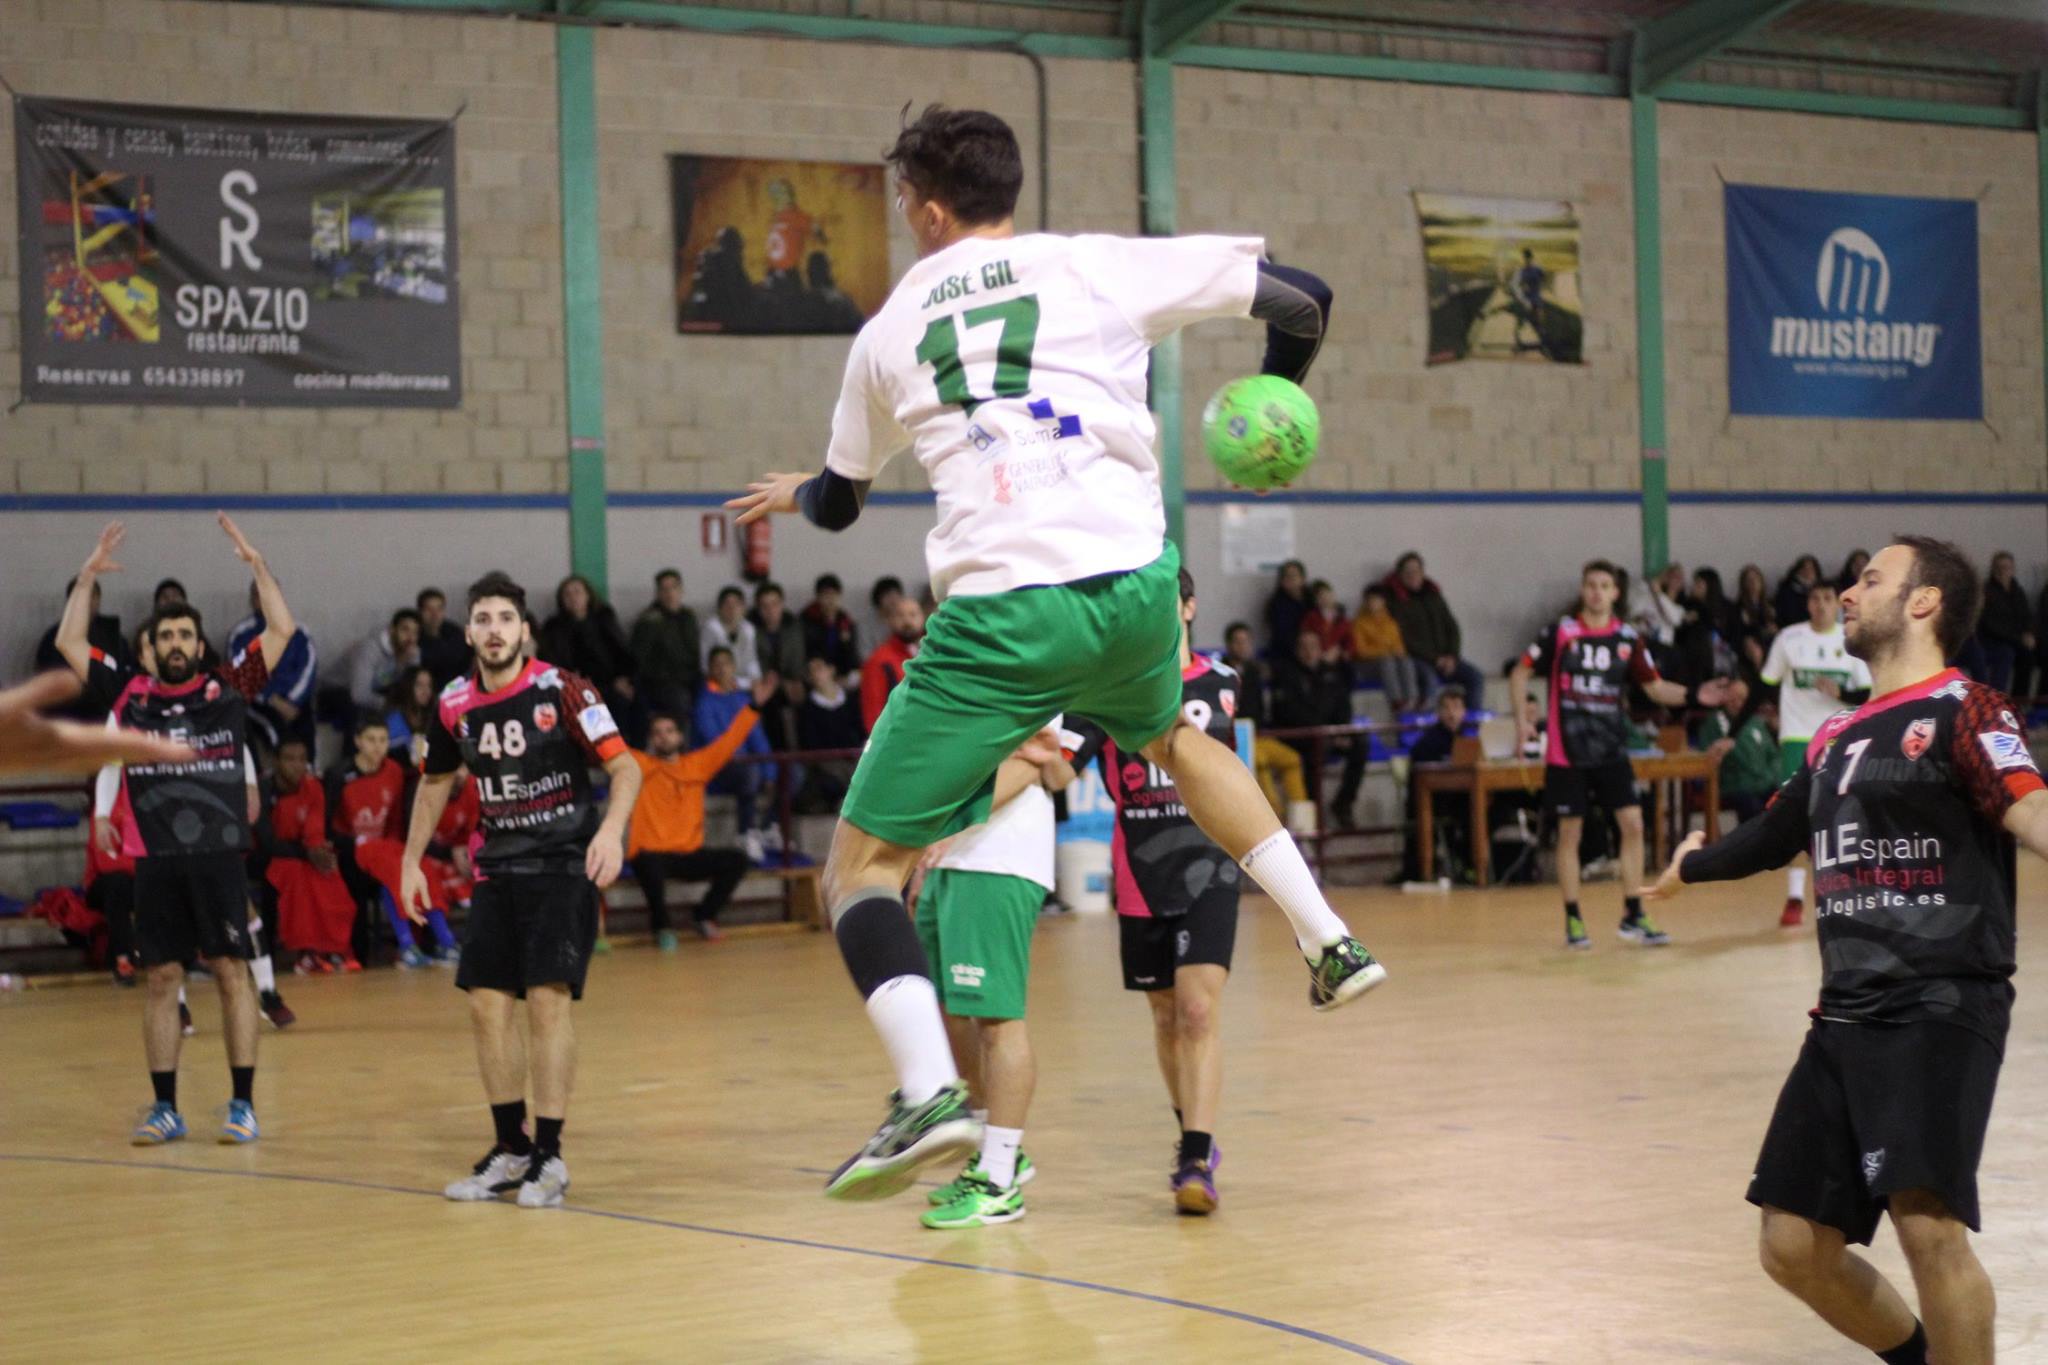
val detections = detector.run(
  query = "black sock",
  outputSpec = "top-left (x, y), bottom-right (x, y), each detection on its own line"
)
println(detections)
top-left (1874, 1322), bottom-right (1926, 1365)
top-left (1180, 1130), bottom-right (1213, 1166)
top-left (491, 1100), bottom-right (531, 1154)
top-left (230, 1066), bottom-right (254, 1105)
top-left (534, 1116), bottom-right (564, 1157)
top-left (1623, 895), bottom-right (1644, 925)
top-left (1564, 900), bottom-right (1581, 927)
top-left (151, 1070), bottom-right (176, 1107)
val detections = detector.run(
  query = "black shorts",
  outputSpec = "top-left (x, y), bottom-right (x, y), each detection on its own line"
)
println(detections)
top-left (1748, 1019), bottom-right (2002, 1244)
top-left (1544, 760), bottom-right (1639, 818)
top-left (455, 873), bottom-right (599, 1001)
top-left (1119, 888), bottom-right (1238, 992)
top-left (133, 853), bottom-right (254, 967)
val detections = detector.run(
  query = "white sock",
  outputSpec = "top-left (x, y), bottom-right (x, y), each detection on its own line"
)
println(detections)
top-left (251, 955), bottom-right (276, 994)
top-left (177, 985), bottom-right (187, 1006)
top-left (980, 1125), bottom-right (1022, 1188)
top-left (1241, 831), bottom-right (1349, 958)
top-left (1788, 868), bottom-right (1807, 899)
top-left (864, 975), bottom-right (958, 1105)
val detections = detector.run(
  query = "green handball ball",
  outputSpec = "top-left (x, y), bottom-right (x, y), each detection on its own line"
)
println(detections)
top-left (1200, 375), bottom-right (1319, 491)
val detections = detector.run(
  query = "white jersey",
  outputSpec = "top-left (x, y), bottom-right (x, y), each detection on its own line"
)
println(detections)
top-left (825, 232), bottom-right (1264, 600)
top-left (1761, 621), bottom-right (1872, 741)
top-left (935, 713), bottom-right (1060, 890)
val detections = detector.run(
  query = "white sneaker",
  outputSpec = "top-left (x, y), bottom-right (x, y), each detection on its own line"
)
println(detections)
top-left (743, 830), bottom-right (766, 864)
top-left (516, 1153), bottom-right (570, 1208)
top-left (446, 1146), bottom-right (530, 1201)
top-left (759, 823), bottom-right (785, 853)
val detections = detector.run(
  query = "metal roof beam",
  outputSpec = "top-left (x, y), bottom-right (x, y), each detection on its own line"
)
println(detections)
top-left (1631, 0), bottom-right (1805, 94)
top-left (1144, 0), bottom-right (1248, 57)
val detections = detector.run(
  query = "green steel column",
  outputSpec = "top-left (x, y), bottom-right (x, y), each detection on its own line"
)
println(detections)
top-left (557, 24), bottom-right (610, 594)
top-left (1630, 92), bottom-right (1669, 576)
top-left (1139, 53), bottom-right (1185, 548)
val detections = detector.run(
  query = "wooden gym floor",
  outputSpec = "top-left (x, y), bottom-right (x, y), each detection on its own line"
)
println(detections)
top-left (3, 873), bottom-right (2044, 1364)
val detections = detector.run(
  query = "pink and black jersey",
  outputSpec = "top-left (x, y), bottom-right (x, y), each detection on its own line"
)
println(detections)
top-left (1789, 671), bottom-right (2042, 1047)
top-left (421, 659), bottom-right (627, 877)
top-left (1521, 615), bottom-right (1660, 768)
top-left (1068, 657), bottom-right (1242, 919)
top-left (110, 643), bottom-right (270, 859)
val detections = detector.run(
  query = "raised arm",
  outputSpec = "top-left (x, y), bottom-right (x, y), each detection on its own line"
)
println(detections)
top-left (217, 511), bottom-right (295, 666)
top-left (57, 522), bottom-right (127, 680)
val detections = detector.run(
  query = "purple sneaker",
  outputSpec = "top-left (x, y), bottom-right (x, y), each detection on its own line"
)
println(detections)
top-left (1172, 1158), bottom-right (1218, 1216)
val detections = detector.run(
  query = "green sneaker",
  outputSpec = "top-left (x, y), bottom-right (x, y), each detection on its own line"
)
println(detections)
top-left (920, 1170), bottom-right (1025, 1228)
top-left (1308, 936), bottom-right (1387, 1011)
top-left (1566, 914), bottom-right (1591, 950)
top-left (929, 1150), bottom-right (1034, 1204)
top-left (825, 1080), bottom-right (980, 1202)
top-left (1617, 914), bottom-right (1671, 947)
top-left (655, 930), bottom-right (679, 953)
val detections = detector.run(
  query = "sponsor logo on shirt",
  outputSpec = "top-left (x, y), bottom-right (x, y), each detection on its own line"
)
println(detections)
top-left (949, 961), bottom-right (986, 990)
top-left (1862, 1147), bottom-right (1886, 1186)
top-left (1978, 729), bottom-right (2037, 772)
top-left (1932, 679), bottom-right (1970, 703)
top-left (578, 703), bottom-right (619, 742)
top-left (533, 702), bottom-right (558, 733)
top-left (1900, 717), bottom-right (1934, 761)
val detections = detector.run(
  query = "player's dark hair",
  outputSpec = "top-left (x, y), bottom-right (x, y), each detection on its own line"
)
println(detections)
top-left (1394, 551), bottom-right (1424, 576)
top-left (1894, 535), bottom-right (1982, 660)
top-left (871, 576), bottom-right (904, 609)
top-left (815, 573), bottom-right (842, 595)
top-left (416, 587), bottom-right (445, 609)
top-left (277, 735), bottom-right (309, 755)
top-left (1806, 577), bottom-right (1837, 601)
top-left (153, 577), bottom-right (186, 604)
top-left (755, 580), bottom-right (783, 602)
top-left (655, 568), bottom-right (682, 588)
top-left (707, 645), bottom-right (734, 664)
top-left (1178, 567), bottom-right (1197, 602)
top-left (646, 711), bottom-right (682, 730)
top-left (884, 105), bottom-right (1023, 227)
top-left (353, 715), bottom-right (389, 737)
top-left (466, 571), bottom-right (527, 614)
top-left (391, 607), bottom-right (423, 631)
top-left (1224, 620), bottom-right (1251, 640)
top-left (717, 586), bottom-right (744, 608)
top-left (1438, 685), bottom-right (1467, 703)
top-left (146, 603), bottom-right (205, 643)
top-left (1581, 558), bottom-right (1619, 583)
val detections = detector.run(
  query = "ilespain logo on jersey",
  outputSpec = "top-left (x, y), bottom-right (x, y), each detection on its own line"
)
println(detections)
top-left (1726, 183), bottom-right (1981, 420)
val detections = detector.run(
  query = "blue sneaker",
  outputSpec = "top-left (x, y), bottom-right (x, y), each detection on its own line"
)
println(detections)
top-left (131, 1102), bottom-right (187, 1146)
top-left (219, 1098), bottom-right (259, 1144)
top-left (397, 945), bottom-right (430, 969)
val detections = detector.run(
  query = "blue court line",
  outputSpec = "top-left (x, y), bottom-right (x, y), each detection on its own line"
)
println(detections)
top-left (7, 489), bottom-right (2044, 513)
top-left (1, 1152), bottom-right (1410, 1363)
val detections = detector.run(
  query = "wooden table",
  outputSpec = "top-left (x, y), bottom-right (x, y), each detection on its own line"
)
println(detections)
top-left (1412, 751), bottom-right (1720, 887)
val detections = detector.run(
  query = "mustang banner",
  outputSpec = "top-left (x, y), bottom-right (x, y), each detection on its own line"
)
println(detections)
top-left (1725, 183), bottom-right (1981, 420)
top-left (15, 96), bottom-right (459, 407)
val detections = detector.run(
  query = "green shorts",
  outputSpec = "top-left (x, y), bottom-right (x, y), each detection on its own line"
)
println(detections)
top-left (1781, 739), bottom-right (1809, 783)
top-left (914, 868), bottom-right (1043, 1020)
top-left (844, 544), bottom-right (1184, 848)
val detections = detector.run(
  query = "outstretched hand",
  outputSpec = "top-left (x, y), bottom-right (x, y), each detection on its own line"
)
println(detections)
top-left (0, 672), bottom-right (195, 776)
top-left (81, 521), bottom-right (126, 579)
top-left (1643, 830), bottom-right (1704, 902)
top-left (217, 510), bottom-right (264, 567)
top-left (725, 472), bottom-right (809, 527)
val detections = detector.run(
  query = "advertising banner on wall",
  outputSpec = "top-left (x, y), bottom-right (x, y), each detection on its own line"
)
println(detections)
top-left (1725, 183), bottom-right (1980, 420)
top-left (672, 154), bottom-right (890, 335)
top-left (14, 96), bottom-right (459, 407)
top-left (1414, 192), bottom-right (1583, 365)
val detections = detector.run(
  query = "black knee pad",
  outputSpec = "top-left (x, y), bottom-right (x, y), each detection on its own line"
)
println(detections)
top-left (833, 893), bottom-right (932, 1000)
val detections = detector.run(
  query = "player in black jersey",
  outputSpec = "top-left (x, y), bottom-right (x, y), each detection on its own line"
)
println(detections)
top-left (1066, 570), bottom-right (1241, 1214)
top-left (401, 572), bottom-right (642, 1209)
top-left (1650, 537), bottom-right (2048, 1365)
top-left (72, 516), bottom-right (299, 1146)
top-left (1512, 560), bottom-right (1720, 949)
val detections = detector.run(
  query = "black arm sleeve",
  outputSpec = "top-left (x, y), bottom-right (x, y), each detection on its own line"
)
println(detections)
top-left (1252, 260), bottom-right (1333, 385)
top-left (1679, 770), bottom-right (1812, 883)
top-left (796, 468), bottom-right (871, 532)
